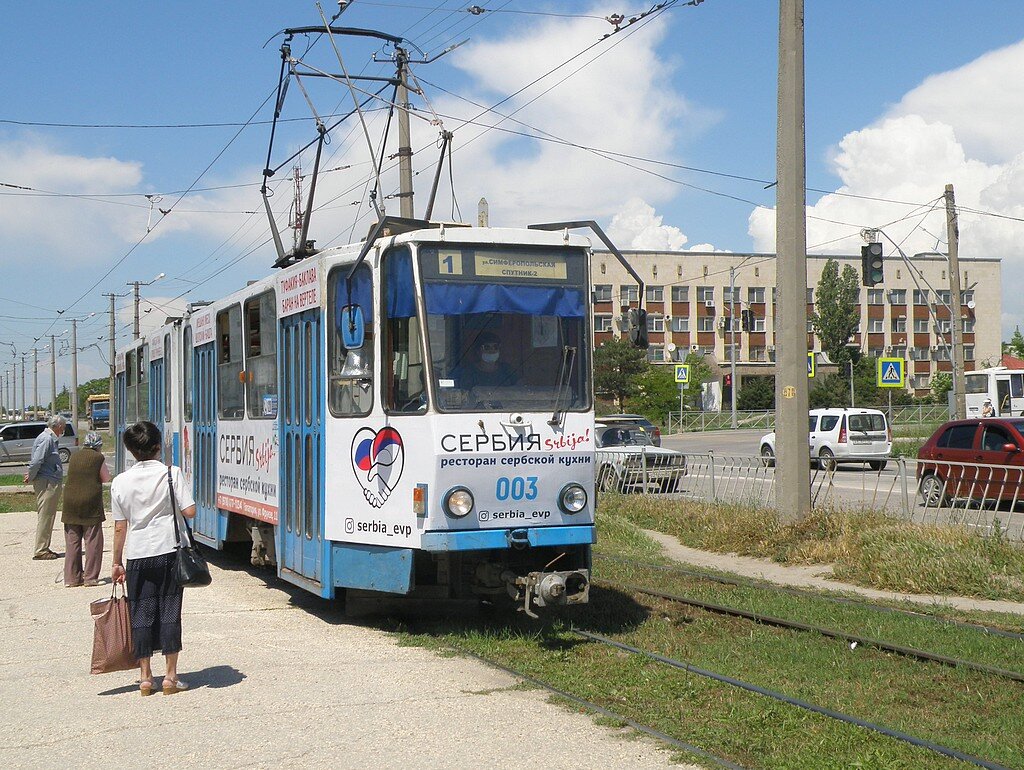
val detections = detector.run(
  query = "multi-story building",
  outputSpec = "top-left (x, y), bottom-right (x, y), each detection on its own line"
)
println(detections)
top-left (592, 250), bottom-right (1001, 399)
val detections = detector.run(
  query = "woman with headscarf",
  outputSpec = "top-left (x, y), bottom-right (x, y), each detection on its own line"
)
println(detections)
top-left (61, 431), bottom-right (111, 587)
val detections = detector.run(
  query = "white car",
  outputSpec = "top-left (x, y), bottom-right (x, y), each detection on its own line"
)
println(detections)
top-left (594, 422), bottom-right (686, 493)
top-left (759, 408), bottom-right (892, 471)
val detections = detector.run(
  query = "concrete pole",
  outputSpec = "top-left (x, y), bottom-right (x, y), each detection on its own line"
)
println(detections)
top-left (774, 0), bottom-right (811, 521)
top-left (50, 335), bottom-right (57, 415)
top-left (71, 321), bottom-right (80, 432)
top-left (729, 267), bottom-right (738, 429)
top-left (108, 293), bottom-right (117, 423)
top-left (20, 355), bottom-right (26, 419)
top-left (396, 46), bottom-right (414, 218)
top-left (945, 184), bottom-right (966, 420)
top-left (32, 348), bottom-right (38, 419)
top-left (132, 282), bottom-right (141, 340)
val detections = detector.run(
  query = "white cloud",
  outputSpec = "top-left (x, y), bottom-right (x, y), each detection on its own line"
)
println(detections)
top-left (748, 40), bottom-right (1024, 334)
top-left (607, 198), bottom-right (688, 250)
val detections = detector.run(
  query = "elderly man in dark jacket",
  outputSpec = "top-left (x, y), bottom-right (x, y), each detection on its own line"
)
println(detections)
top-left (24, 415), bottom-right (66, 560)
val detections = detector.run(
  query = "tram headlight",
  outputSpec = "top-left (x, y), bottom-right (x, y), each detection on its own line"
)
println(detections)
top-left (443, 486), bottom-right (474, 518)
top-left (558, 483), bottom-right (588, 514)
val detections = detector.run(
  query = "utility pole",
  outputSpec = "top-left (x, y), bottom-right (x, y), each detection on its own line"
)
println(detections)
top-left (20, 354), bottom-right (26, 420)
top-left (32, 347), bottom-right (39, 420)
top-left (71, 320), bottom-right (80, 432)
top-left (105, 293), bottom-right (117, 423)
top-left (775, 0), bottom-right (811, 521)
top-left (50, 334), bottom-right (57, 415)
top-left (395, 45), bottom-right (414, 218)
top-left (128, 273), bottom-right (163, 340)
top-left (729, 267), bottom-right (738, 430)
top-left (945, 183), bottom-right (966, 420)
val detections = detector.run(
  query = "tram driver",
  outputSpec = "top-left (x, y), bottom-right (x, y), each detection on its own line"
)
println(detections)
top-left (453, 331), bottom-right (516, 391)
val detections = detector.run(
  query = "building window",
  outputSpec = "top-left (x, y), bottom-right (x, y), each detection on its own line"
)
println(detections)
top-left (963, 319), bottom-right (975, 333)
top-left (868, 319), bottom-right (883, 333)
top-left (747, 286), bottom-right (765, 304)
top-left (961, 290), bottom-right (975, 305)
top-left (244, 291), bottom-right (278, 419)
top-left (910, 347), bottom-right (929, 361)
top-left (646, 345), bottom-right (665, 363)
top-left (753, 316), bottom-right (766, 333)
top-left (724, 344), bottom-right (739, 362)
top-left (647, 314), bottom-right (665, 332)
top-left (888, 289), bottom-right (906, 305)
top-left (699, 346), bottom-right (715, 356)
top-left (913, 289), bottom-right (929, 305)
top-left (671, 316), bottom-right (689, 333)
top-left (937, 319), bottom-right (952, 334)
top-left (722, 286), bottom-right (740, 304)
top-left (867, 289), bottom-right (884, 305)
top-left (936, 290), bottom-right (952, 306)
top-left (890, 345), bottom-right (906, 358)
top-left (593, 284), bottom-right (612, 302)
top-left (646, 285), bottom-right (664, 303)
top-left (697, 286), bottom-right (714, 303)
top-left (697, 316), bottom-right (715, 332)
top-left (806, 288), bottom-right (814, 303)
top-left (869, 347), bottom-right (884, 359)
top-left (965, 346), bottom-right (975, 361)
top-left (914, 319), bottom-right (929, 333)
top-left (933, 347), bottom-right (951, 361)
top-left (216, 305), bottom-right (244, 419)
top-left (749, 346), bottom-right (767, 362)
top-left (619, 285), bottom-right (639, 304)
top-left (911, 374), bottom-right (930, 389)
top-left (891, 318), bottom-right (906, 333)
top-left (806, 319), bottom-right (814, 333)
top-left (671, 285), bottom-right (689, 302)
top-left (594, 315), bottom-right (612, 333)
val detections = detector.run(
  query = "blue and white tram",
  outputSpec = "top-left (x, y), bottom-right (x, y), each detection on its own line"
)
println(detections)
top-left (116, 222), bottom-right (603, 615)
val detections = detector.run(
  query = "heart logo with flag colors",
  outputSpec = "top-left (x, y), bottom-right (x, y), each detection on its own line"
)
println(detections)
top-left (351, 427), bottom-right (405, 508)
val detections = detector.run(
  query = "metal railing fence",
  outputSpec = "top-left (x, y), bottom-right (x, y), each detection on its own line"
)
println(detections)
top-left (664, 403), bottom-right (950, 434)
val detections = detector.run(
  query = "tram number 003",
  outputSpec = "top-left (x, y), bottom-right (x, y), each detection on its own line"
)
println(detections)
top-left (495, 476), bottom-right (538, 501)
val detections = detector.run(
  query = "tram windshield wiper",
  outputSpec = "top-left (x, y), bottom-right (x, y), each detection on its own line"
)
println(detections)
top-left (548, 345), bottom-right (577, 427)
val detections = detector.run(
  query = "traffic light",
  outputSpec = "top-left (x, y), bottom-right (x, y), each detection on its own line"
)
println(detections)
top-left (723, 374), bottom-right (732, 388)
top-left (627, 308), bottom-right (649, 349)
top-left (740, 308), bottom-right (751, 332)
top-left (861, 243), bottom-right (884, 286)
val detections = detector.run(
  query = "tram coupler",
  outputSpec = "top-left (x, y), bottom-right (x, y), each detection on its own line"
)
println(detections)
top-left (512, 569), bottom-right (590, 618)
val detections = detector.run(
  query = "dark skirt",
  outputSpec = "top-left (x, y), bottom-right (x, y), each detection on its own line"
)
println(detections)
top-left (126, 552), bottom-right (183, 659)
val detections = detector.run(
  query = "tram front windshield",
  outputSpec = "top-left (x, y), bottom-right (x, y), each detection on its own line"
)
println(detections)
top-left (417, 245), bottom-right (591, 413)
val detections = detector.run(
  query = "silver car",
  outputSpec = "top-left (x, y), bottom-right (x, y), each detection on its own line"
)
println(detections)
top-left (594, 422), bottom-right (686, 493)
top-left (0, 421), bottom-right (80, 465)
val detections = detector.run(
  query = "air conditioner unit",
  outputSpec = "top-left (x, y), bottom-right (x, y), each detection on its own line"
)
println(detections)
top-left (690, 344), bottom-right (700, 352)
top-left (704, 300), bottom-right (715, 309)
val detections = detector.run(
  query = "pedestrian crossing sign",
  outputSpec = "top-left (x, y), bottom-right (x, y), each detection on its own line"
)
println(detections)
top-left (674, 364), bottom-right (690, 384)
top-left (877, 357), bottom-right (905, 388)
top-left (807, 352), bottom-right (815, 378)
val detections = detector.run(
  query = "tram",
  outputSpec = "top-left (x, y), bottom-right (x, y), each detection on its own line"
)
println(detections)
top-left (113, 217), bottom-right (644, 615)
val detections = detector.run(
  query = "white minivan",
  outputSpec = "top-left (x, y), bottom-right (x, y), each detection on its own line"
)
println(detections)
top-left (759, 408), bottom-right (892, 471)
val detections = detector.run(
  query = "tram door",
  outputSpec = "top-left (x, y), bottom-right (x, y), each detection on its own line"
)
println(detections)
top-left (279, 309), bottom-right (324, 587)
top-left (149, 358), bottom-right (166, 461)
top-left (192, 342), bottom-right (219, 546)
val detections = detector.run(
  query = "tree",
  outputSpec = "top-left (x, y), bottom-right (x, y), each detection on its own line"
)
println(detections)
top-left (626, 364), bottom-right (678, 422)
top-left (593, 338), bottom-right (647, 410)
top-left (680, 351), bottom-right (713, 410)
top-left (1007, 326), bottom-right (1024, 359)
top-left (810, 259), bottom-right (861, 366)
top-left (737, 375), bottom-right (775, 410)
top-left (930, 372), bottom-right (952, 401)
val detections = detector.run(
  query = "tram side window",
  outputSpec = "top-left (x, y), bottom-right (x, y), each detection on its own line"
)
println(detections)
top-left (183, 326), bottom-right (193, 422)
top-left (125, 349), bottom-right (138, 423)
top-left (245, 292), bottom-right (278, 418)
top-left (138, 345), bottom-right (150, 422)
top-left (217, 305), bottom-right (245, 419)
top-left (328, 265), bottom-right (373, 417)
top-left (164, 333), bottom-right (171, 422)
top-left (384, 248), bottom-right (426, 413)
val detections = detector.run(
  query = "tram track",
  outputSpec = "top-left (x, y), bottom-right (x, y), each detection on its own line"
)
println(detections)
top-left (597, 553), bottom-right (1024, 641)
top-left (597, 578), bottom-right (1024, 683)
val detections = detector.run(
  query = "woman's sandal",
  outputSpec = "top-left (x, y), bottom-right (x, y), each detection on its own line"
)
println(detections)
top-left (162, 678), bottom-right (189, 695)
top-left (139, 679), bottom-right (155, 697)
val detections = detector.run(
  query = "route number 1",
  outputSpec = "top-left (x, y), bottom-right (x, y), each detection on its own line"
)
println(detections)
top-left (439, 251), bottom-right (463, 275)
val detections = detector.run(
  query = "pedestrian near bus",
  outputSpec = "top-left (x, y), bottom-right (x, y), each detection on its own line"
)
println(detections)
top-left (61, 432), bottom-right (111, 587)
top-left (111, 421), bottom-right (197, 696)
top-left (24, 415), bottom-right (66, 560)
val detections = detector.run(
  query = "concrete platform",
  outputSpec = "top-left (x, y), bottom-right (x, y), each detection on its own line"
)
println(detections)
top-left (0, 512), bottom-right (687, 769)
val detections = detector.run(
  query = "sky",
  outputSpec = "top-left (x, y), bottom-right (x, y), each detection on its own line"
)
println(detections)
top-left (4, 1), bottom-right (1024, 399)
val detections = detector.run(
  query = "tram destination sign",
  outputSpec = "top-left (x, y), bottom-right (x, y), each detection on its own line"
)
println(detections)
top-left (474, 252), bottom-right (567, 280)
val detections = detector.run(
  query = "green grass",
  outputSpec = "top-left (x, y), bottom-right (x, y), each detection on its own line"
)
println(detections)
top-left (0, 489), bottom-right (111, 514)
top-left (387, 512), bottom-right (1024, 769)
top-left (0, 474), bottom-right (25, 486)
top-left (602, 494), bottom-right (1024, 602)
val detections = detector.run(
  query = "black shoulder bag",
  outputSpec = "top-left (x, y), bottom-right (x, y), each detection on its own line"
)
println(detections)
top-left (168, 465), bottom-right (212, 588)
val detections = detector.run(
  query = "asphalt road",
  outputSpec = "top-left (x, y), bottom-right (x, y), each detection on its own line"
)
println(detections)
top-left (0, 511), bottom-right (688, 770)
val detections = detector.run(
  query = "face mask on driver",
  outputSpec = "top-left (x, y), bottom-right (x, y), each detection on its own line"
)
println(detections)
top-left (481, 351), bottom-right (500, 364)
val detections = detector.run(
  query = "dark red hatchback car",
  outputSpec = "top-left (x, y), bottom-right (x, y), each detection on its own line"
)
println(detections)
top-left (916, 418), bottom-right (1024, 506)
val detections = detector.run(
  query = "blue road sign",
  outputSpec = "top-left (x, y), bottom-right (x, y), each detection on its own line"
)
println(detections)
top-left (674, 364), bottom-right (690, 384)
top-left (877, 357), bottom-right (906, 388)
